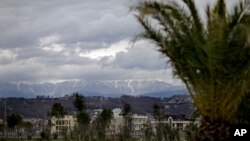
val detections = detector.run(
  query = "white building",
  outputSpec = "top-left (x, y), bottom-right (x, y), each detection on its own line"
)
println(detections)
top-left (50, 115), bottom-right (77, 134)
top-left (111, 108), bottom-right (123, 134)
top-left (111, 108), bottom-right (148, 136)
top-left (151, 115), bottom-right (200, 131)
top-left (130, 114), bottom-right (148, 136)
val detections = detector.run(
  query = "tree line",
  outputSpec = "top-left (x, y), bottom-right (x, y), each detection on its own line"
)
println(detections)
top-left (0, 92), bottom-right (201, 141)
top-left (39, 92), bottom-right (198, 141)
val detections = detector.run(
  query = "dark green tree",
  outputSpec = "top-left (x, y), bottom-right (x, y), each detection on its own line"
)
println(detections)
top-left (73, 93), bottom-right (90, 141)
top-left (163, 124), bottom-right (180, 141)
top-left (153, 104), bottom-right (163, 121)
top-left (7, 113), bottom-right (22, 129)
top-left (22, 121), bottom-right (33, 139)
top-left (40, 130), bottom-right (50, 141)
top-left (77, 111), bottom-right (91, 126)
top-left (143, 124), bottom-right (154, 141)
top-left (135, 0), bottom-right (250, 140)
top-left (184, 122), bottom-right (198, 141)
top-left (7, 113), bottom-right (22, 138)
top-left (153, 104), bottom-right (164, 141)
top-left (96, 109), bottom-right (113, 140)
top-left (49, 102), bottom-right (67, 138)
top-left (73, 92), bottom-right (86, 111)
top-left (49, 102), bottom-right (67, 118)
top-left (121, 101), bottom-right (132, 141)
top-left (121, 101), bottom-right (132, 118)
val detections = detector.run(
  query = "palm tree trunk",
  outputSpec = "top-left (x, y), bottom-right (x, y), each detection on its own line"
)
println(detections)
top-left (195, 118), bottom-right (229, 141)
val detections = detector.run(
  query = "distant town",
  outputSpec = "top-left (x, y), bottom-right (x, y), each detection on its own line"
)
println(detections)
top-left (0, 94), bottom-right (198, 140)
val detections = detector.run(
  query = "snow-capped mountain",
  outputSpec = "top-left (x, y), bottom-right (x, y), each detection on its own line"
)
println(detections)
top-left (0, 80), bottom-right (186, 98)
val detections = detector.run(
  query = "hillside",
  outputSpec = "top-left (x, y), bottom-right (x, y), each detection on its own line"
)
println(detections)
top-left (0, 95), bottom-right (194, 119)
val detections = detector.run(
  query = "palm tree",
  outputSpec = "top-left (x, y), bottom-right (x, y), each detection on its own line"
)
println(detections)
top-left (233, 91), bottom-right (250, 124)
top-left (135, 0), bottom-right (250, 140)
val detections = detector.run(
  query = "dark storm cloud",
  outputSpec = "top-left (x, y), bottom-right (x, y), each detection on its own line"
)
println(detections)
top-left (0, 0), bottom-right (152, 83)
top-left (113, 41), bottom-right (169, 70)
top-left (0, 0), bottom-right (140, 49)
top-left (1, 0), bottom-right (237, 84)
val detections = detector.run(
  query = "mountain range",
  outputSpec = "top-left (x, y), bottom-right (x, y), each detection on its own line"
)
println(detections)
top-left (0, 80), bottom-right (187, 98)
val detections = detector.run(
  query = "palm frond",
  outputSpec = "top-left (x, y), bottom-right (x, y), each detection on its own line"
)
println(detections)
top-left (182, 0), bottom-right (203, 33)
top-left (214, 0), bottom-right (226, 18)
top-left (135, 0), bottom-right (250, 123)
top-left (228, 1), bottom-right (244, 29)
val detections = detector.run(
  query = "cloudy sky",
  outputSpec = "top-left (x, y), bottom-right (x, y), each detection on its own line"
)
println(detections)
top-left (0, 0), bottom-right (240, 85)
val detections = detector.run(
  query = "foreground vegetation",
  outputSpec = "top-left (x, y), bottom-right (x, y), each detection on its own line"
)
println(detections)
top-left (135, 0), bottom-right (250, 140)
top-left (0, 93), bottom-right (198, 141)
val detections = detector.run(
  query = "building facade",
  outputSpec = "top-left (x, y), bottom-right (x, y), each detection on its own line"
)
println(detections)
top-left (130, 114), bottom-right (148, 136)
top-left (110, 108), bottom-right (148, 136)
top-left (150, 114), bottom-right (200, 131)
top-left (50, 115), bottom-right (77, 134)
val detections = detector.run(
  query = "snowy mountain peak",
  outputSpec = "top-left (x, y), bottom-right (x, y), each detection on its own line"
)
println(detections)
top-left (0, 79), bottom-right (185, 98)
